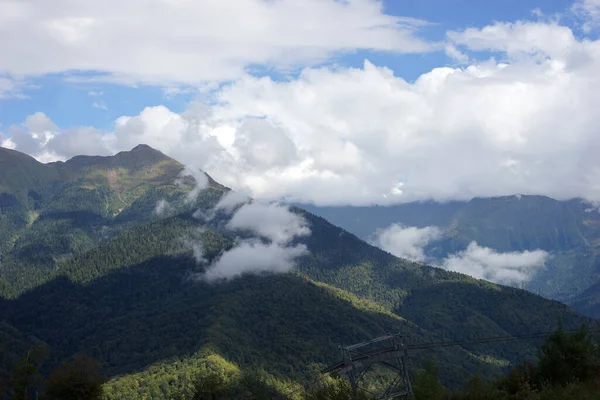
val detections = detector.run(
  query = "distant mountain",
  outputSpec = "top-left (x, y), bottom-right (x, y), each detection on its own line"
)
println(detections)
top-left (298, 195), bottom-right (600, 317)
top-left (0, 146), bottom-right (588, 398)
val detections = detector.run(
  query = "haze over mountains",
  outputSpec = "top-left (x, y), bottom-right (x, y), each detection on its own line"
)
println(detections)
top-left (0, 145), bottom-right (588, 398)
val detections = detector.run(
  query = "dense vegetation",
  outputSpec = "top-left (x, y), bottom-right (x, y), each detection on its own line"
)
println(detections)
top-left (409, 323), bottom-right (600, 400)
top-left (0, 145), bottom-right (591, 399)
top-left (3, 323), bottom-right (598, 399)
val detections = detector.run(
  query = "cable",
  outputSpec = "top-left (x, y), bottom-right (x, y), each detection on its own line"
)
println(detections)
top-left (404, 327), bottom-right (600, 351)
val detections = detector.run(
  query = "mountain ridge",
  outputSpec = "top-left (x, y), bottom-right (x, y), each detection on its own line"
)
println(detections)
top-left (298, 195), bottom-right (600, 317)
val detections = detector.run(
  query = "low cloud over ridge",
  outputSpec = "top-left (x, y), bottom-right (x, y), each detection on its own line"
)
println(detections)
top-left (203, 240), bottom-right (308, 282)
top-left (203, 199), bottom-right (311, 282)
top-left (373, 224), bottom-right (442, 262)
top-left (373, 224), bottom-right (548, 286)
top-left (154, 183), bottom-right (311, 282)
top-left (441, 242), bottom-right (549, 286)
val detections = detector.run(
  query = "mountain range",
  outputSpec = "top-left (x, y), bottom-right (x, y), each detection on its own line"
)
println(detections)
top-left (298, 196), bottom-right (600, 318)
top-left (0, 145), bottom-right (590, 399)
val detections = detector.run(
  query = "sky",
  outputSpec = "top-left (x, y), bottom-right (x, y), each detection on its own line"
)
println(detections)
top-left (2, 0), bottom-right (600, 206)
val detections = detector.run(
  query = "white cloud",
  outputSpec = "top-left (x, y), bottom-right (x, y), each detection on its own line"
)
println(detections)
top-left (572, 0), bottom-right (600, 32)
top-left (112, 106), bottom-right (188, 156)
top-left (194, 190), bottom-right (251, 222)
top-left (154, 199), bottom-right (172, 217)
top-left (182, 235), bottom-right (207, 265)
top-left (1, 136), bottom-right (16, 149)
top-left (176, 167), bottom-right (210, 204)
top-left (369, 224), bottom-right (548, 286)
top-left (0, 0), bottom-right (432, 86)
top-left (203, 240), bottom-right (308, 282)
top-left (92, 101), bottom-right (108, 111)
top-left (444, 44), bottom-right (469, 64)
top-left (226, 202), bottom-right (310, 245)
top-left (373, 224), bottom-right (442, 262)
top-left (202, 201), bottom-right (310, 281)
top-left (440, 242), bottom-right (548, 286)
top-left (447, 21), bottom-right (577, 59)
top-left (233, 119), bottom-right (298, 169)
top-left (370, 224), bottom-right (548, 286)
top-left (214, 191), bottom-right (251, 213)
top-left (6, 20), bottom-right (600, 206)
top-left (0, 75), bottom-right (31, 99)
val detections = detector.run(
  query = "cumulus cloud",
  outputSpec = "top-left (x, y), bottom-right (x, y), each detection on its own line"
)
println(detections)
top-left (202, 202), bottom-right (310, 281)
top-left (45, 126), bottom-right (111, 159)
top-left (5, 19), bottom-right (600, 206)
top-left (373, 224), bottom-right (442, 262)
top-left (0, 0), bottom-right (432, 87)
top-left (440, 242), bottom-right (549, 286)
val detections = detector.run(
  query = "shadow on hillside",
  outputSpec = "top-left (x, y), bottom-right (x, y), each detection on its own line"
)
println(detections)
top-left (0, 255), bottom-right (414, 378)
top-left (395, 280), bottom-right (586, 368)
top-left (0, 254), bottom-right (510, 387)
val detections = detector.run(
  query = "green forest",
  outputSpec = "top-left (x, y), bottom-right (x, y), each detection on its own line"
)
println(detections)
top-left (3, 323), bottom-right (599, 399)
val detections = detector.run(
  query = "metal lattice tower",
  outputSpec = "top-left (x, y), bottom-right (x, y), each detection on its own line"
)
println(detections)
top-left (321, 334), bottom-right (413, 399)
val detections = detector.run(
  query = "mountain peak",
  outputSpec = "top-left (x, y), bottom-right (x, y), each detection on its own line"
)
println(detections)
top-left (131, 144), bottom-right (154, 152)
top-left (61, 144), bottom-right (180, 173)
top-left (129, 144), bottom-right (166, 156)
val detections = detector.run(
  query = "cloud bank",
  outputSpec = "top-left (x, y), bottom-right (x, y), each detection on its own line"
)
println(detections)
top-left (4, 17), bottom-right (600, 205)
top-left (0, 0), bottom-right (430, 89)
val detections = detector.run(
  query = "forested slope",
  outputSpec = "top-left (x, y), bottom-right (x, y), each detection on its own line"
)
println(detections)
top-left (300, 196), bottom-right (600, 317)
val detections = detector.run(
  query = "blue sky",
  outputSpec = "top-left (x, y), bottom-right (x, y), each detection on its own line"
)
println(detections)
top-left (0, 0), bottom-right (580, 131)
